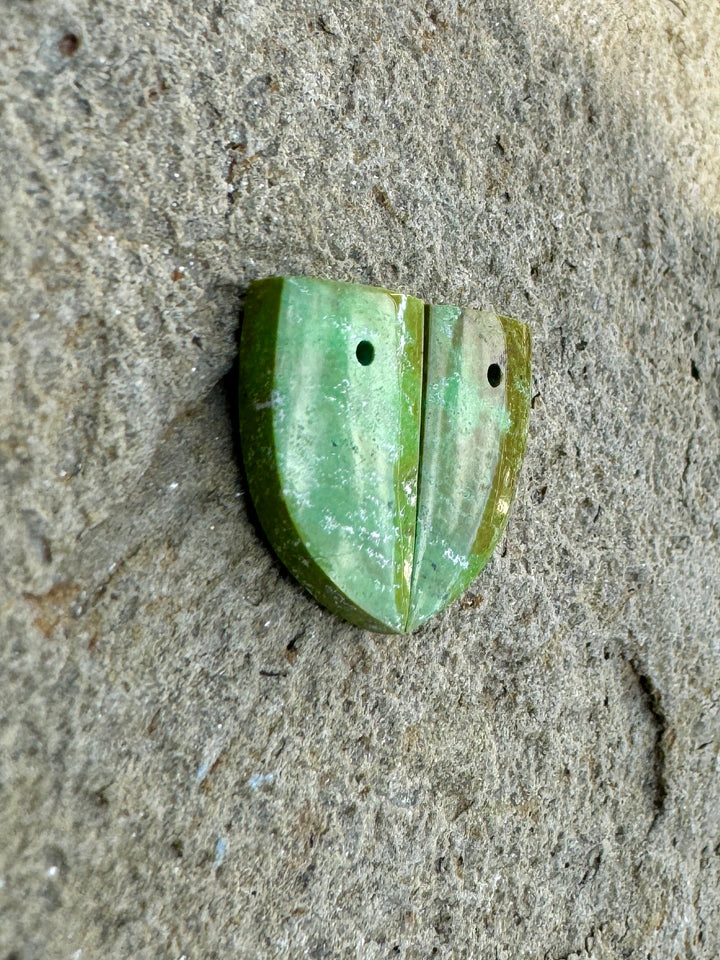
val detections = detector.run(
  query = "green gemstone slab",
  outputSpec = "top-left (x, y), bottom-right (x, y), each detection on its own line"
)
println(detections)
top-left (238, 276), bottom-right (530, 633)
top-left (407, 305), bottom-right (531, 631)
top-left (239, 276), bottom-right (424, 632)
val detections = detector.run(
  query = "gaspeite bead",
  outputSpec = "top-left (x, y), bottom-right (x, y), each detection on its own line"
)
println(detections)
top-left (239, 276), bottom-right (530, 633)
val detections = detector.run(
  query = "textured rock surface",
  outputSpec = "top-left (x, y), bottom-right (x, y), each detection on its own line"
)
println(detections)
top-left (1, 1), bottom-right (719, 957)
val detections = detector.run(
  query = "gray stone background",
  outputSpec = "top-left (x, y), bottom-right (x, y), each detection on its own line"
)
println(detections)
top-left (1, 0), bottom-right (719, 957)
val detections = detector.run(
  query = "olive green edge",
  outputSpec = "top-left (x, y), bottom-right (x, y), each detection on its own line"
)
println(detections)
top-left (391, 293), bottom-right (424, 624)
top-left (406, 313), bottom-right (532, 631)
top-left (238, 276), bottom-right (405, 633)
top-left (471, 314), bottom-right (531, 561)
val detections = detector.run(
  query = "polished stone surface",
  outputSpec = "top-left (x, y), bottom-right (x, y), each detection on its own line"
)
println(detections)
top-left (409, 304), bottom-right (530, 630)
top-left (239, 278), bottom-right (529, 632)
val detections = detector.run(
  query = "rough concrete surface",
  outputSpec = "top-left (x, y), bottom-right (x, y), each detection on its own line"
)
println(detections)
top-left (1, 1), bottom-right (719, 957)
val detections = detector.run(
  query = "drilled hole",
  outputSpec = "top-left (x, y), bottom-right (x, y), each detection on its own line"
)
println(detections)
top-left (58, 33), bottom-right (81, 56)
top-left (356, 340), bottom-right (374, 366)
top-left (487, 363), bottom-right (502, 388)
